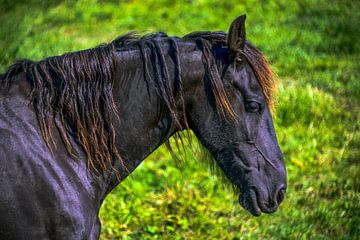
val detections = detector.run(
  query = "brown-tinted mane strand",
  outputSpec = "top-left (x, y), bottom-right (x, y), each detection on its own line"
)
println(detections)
top-left (184, 32), bottom-right (237, 119)
top-left (1, 44), bottom-right (123, 175)
top-left (243, 42), bottom-right (276, 112)
top-left (184, 31), bottom-right (276, 113)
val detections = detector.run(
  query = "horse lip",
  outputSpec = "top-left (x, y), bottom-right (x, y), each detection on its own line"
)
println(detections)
top-left (239, 189), bottom-right (261, 216)
top-left (239, 187), bottom-right (280, 216)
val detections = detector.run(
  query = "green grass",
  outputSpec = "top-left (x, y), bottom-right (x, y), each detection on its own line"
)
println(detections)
top-left (1, 0), bottom-right (359, 239)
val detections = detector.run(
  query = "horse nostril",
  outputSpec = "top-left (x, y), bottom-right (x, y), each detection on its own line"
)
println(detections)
top-left (276, 187), bottom-right (286, 205)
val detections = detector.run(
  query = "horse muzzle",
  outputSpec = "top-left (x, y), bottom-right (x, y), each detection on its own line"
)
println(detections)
top-left (239, 184), bottom-right (286, 216)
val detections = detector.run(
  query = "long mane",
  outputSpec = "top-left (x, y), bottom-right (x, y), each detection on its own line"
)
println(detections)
top-left (0, 31), bottom-right (276, 175)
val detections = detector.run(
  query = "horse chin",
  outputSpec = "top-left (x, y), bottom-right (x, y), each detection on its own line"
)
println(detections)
top-left (238, 189), bottom-right (262, 217)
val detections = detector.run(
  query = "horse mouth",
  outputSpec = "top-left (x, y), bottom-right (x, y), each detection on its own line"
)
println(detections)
top-left (238, 188), bottom-right (281, 216)
top-left (239, 189), bottom-right (262, 216)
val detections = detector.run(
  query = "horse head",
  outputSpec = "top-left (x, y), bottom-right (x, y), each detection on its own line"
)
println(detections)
top-left (187, 15), bottom-right (286, 216)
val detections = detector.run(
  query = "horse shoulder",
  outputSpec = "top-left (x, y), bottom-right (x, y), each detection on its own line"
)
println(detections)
top-left (0, 77), bottom-right (105, 239)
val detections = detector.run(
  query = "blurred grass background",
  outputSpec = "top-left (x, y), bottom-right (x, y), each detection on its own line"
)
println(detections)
top-left (0, 0), bottom-right (359, 239)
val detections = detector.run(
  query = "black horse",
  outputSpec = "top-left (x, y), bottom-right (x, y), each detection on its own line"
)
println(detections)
top-left (0, 15), bottom-right (286, 239)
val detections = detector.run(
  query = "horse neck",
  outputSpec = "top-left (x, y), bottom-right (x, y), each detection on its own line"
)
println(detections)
top-left (105, 40), bottom-right (204, 191)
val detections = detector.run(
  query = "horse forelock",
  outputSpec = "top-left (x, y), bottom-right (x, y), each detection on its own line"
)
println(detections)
top-left (184, 31), bottom-right (276, 114)
top-left (243, 43), bottom-right (276, 113)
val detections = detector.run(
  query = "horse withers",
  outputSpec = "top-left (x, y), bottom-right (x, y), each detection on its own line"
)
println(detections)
top-left (0, 15), bottom-right (286, 239)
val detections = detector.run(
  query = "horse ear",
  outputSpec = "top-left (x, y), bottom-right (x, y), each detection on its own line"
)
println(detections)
top-left (228, 15), bottom-right (246, 55)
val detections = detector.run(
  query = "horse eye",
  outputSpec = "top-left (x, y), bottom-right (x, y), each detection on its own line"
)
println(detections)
top-left (245, 101), bottom-right (261, 113)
